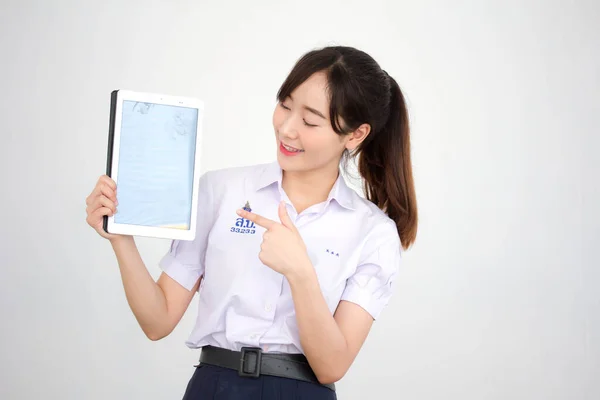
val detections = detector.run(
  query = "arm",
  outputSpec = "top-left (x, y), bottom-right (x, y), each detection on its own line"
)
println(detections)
top-left (289, 225), bottom-right (401, 384)
top-left (287, 266), bottom-right (374, 384)
top-left (110, 172), bottom-right (216, 340)
top-left (236, 203), bottom-right (400, 384)
top-left (87, 173), bottom-right (214, 340)
top-left (111, 236), bottom-right (200, 340)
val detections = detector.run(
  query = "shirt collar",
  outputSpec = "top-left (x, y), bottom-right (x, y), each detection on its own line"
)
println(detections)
top-left (256, 161), bottom-right (356, 211)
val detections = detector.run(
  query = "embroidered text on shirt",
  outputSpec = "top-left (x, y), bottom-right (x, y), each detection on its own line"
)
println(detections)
top-left (326, 249), bottom-right (340, 257)
top-left (230, 201), bottom-right (256, 235)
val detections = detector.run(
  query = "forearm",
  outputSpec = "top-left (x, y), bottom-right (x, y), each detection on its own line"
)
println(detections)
top-left (287, 266), bottom-right (349, 384)
top-left (110, 236), bottom-right (169, 339)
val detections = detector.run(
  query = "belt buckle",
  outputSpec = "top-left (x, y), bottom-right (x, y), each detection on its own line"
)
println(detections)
top-left (239, 346), bottom-right (262, 378)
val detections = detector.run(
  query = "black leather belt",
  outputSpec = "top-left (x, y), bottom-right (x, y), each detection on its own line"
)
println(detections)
top-left (198, 345), bottom-right (335, 391)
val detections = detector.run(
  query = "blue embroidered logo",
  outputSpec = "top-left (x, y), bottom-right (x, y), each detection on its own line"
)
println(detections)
top-left (326, 249), bottom-right (339, 257)
top-left (230, 201), bottom-right (256, 235)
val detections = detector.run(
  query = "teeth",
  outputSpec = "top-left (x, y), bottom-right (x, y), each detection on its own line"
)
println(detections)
top-left (283, 143), bottom-right (303, 152)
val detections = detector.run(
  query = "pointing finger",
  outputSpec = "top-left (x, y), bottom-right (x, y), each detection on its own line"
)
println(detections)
top-left (278, 201), bottom-right (296, 231)
top-left (237, 209), bottom-right (277, 229)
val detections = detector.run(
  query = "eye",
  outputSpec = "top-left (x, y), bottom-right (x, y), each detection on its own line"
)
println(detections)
top-left (280, 102), bottom-right (291, 110)
top-left (303, 120), bottom-right (318, 127)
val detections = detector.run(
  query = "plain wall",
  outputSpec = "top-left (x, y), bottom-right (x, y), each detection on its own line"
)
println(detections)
top-left (1, 0), bottom-right (598, 399)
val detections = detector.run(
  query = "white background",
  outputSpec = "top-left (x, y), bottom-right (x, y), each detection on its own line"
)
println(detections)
top-left (1, 0), bottom-right (598, 399)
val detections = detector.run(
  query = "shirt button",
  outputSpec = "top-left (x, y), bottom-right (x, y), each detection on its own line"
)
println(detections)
top-left (265, 303), bottom-right (272, 312)
top-left (250, 334), bottom-right (258, 340)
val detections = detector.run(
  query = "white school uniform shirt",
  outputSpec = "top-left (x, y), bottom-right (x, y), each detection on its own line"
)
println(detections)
top-left (159, 161), bottom-right (402, 354)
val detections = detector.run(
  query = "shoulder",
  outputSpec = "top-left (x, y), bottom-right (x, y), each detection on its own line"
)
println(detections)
top-left (344, 187), bottom-right (402, 255)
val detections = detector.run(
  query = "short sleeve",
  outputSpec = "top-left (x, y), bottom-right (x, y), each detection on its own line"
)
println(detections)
top-left (158, 171), bottom-right (216, 291)
top-left (340, 224), bottom-right (402, 320)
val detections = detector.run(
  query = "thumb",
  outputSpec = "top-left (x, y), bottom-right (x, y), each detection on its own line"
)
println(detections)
top-left (278, 201), bottom-right (296, 231)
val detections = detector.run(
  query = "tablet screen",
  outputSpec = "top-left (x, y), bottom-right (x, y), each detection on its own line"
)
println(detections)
top-left (114, 100), bottom-right (199, 230)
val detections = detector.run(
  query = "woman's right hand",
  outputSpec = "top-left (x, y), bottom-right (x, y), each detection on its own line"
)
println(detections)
top-left (85, 175), bottom-right (123, 240)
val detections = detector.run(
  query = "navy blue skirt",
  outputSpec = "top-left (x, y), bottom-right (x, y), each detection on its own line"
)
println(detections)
top-left (181, 364), bottom-right (337, 400)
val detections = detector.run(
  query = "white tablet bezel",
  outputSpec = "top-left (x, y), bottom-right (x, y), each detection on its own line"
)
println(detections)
top-left (104, 89), bottom-right (204, 241)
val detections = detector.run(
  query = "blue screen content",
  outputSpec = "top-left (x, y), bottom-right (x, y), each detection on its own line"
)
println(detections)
top-left (114, 100), bottom-right (198, 230)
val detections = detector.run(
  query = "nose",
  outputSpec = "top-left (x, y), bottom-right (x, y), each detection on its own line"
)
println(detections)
top-left (278, 112), bottom-right (300, 140)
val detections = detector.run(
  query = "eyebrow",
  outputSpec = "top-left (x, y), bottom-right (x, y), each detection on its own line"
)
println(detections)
top-left (288, 95), bottom-right (327, 120)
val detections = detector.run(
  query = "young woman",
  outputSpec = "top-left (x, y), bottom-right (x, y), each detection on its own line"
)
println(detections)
top-left (85, 45), bottom-right (417, 399)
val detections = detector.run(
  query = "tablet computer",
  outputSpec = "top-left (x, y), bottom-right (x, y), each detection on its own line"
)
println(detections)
top-left (103, 90), bottom-right (204, 240)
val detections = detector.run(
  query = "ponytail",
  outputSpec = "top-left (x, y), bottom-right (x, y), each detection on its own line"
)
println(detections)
top-left (357, 74), bottom-right (418, 250)
top-left (276, 45), bottom-right (417, 248)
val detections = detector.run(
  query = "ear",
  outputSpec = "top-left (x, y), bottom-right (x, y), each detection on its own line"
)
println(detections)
top-left (345, 123), bottom-right (371, 151)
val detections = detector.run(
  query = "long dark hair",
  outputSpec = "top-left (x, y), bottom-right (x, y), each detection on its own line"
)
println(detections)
top-left (276, 46), bottom-right (418, 249)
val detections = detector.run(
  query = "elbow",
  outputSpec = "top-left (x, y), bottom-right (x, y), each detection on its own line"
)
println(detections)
top-left (317, 376), bottom-right (341, 385)
top-left (312, 348), bottom-right (351, 384)
top-left (144, 327), bottom-right (171, 341)
top-left (146, 332), bottom-right (166, 341)
top-left (315, 368), bottom-right (346, 385)
top-left (140, 315), bottom-right (176, 341)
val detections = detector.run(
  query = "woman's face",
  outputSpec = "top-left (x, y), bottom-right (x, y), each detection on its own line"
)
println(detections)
top-left (272, 72), bottom-right (352, 175)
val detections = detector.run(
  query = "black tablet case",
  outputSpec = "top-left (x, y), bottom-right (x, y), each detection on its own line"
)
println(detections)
top-left (103, 90), bottom-right (119, 233)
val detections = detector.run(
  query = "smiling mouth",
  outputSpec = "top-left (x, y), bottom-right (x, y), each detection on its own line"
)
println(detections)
top-left (281, 142), bottom-right (304, 153)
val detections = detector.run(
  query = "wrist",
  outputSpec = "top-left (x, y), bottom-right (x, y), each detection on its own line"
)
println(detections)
top-left (285, 258), bottom-right (317, 286)
top-left (109, 235), bottom-right (134, 249)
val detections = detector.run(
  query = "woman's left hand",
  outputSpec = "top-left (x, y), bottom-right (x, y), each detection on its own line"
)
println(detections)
top-left (237, 201), bottom-right (312, 277)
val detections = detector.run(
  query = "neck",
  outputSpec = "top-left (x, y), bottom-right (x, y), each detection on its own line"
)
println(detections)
top-left (282, 163), bottom-right (340, 214)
